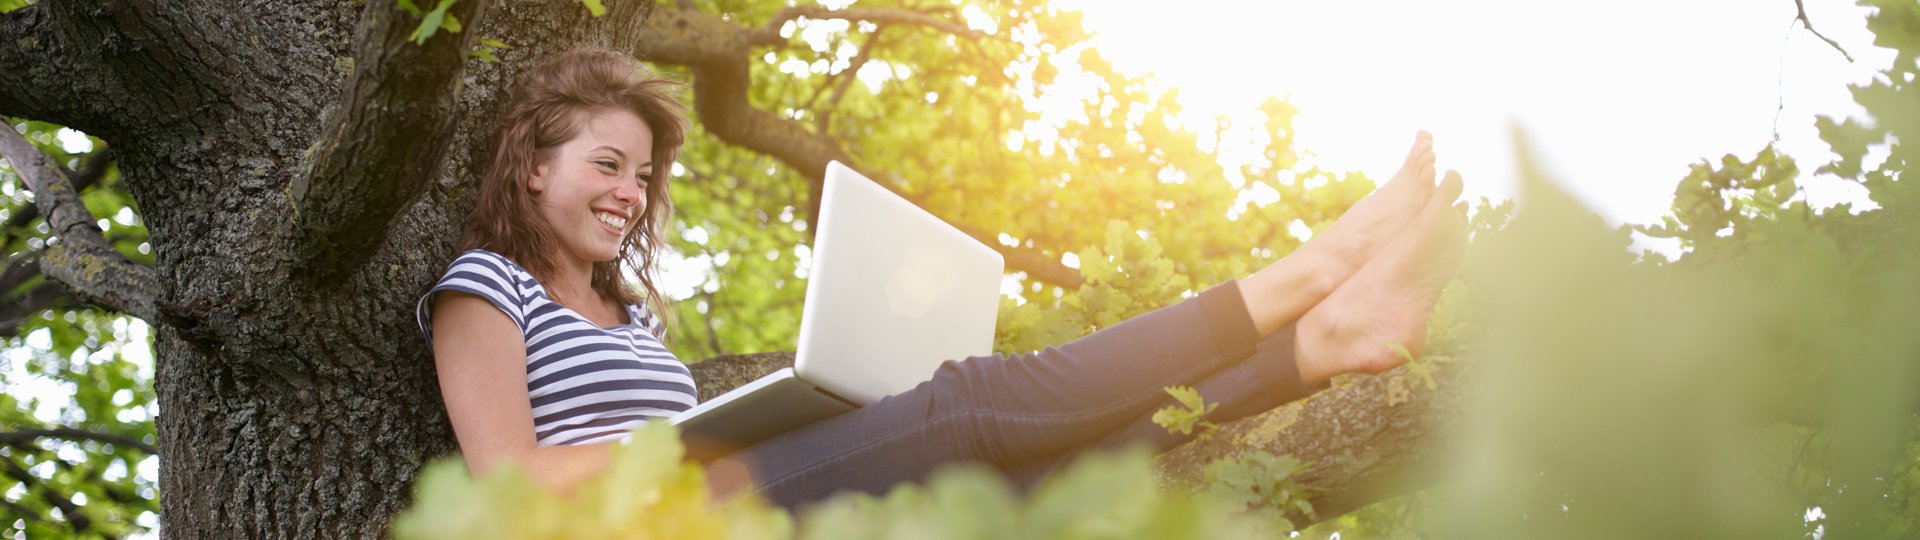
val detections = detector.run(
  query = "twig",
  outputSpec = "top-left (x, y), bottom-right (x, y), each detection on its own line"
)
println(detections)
top-left (1794, 0), bottom-right (1855, 63)
top-left (749, 5), bottom-right (978, 47)
top-left (0, 427), bottom-right (159, 455)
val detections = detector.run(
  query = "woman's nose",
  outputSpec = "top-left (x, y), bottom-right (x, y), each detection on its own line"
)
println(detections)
top-left (614, 180), bottom-right (642, 206)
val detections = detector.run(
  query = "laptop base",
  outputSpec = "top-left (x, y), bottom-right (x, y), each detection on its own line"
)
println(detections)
top-left (669, 368), bottom-right (859, 462)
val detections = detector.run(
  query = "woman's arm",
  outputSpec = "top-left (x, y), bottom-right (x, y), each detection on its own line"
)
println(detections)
top-left (430, 291), bottom-right (613, 494)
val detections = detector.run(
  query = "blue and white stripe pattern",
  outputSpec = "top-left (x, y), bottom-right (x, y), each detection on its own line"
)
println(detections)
top-left (417, 249), bottom-right (698, 447)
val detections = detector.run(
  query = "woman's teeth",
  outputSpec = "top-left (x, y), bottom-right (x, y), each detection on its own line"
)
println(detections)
top-left (596, 212), bottom-right (628, 230)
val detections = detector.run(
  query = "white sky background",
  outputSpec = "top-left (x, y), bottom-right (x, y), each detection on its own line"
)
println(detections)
top-left (1049, 0), bottom-right (1892, 230)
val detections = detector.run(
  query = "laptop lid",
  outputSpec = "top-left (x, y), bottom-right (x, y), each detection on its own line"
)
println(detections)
top-left (794, 162), bottom-right (1005, 404)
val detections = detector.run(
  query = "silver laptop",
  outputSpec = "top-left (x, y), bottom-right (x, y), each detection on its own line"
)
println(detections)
top-left (670, 161), bottom-right (1004, 459)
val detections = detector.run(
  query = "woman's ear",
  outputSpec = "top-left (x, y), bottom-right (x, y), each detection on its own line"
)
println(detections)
top-left (527, 162), bottom-right (550, 194)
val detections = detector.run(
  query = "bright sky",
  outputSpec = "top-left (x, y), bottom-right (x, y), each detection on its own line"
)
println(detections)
top-left (1051, 0), bottom-right (1892, 235)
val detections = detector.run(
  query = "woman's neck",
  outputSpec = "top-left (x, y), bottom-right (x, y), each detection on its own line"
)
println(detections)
top-left (546, 259), bottom-right (599, 307)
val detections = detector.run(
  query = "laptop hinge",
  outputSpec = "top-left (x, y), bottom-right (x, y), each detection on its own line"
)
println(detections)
top-left (813, 387), bottom-right (860, 408)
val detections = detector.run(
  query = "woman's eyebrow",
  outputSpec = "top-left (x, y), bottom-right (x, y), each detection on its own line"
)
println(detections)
top-left (590, 145), bottom-right (628, 159)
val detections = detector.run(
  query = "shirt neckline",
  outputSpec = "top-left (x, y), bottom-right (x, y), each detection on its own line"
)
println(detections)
top-left (476, 249), bottom-right (642, 332)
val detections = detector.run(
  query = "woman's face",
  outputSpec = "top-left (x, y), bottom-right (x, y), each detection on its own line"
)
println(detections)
top-left (529, 108), bottom-right (655, 269)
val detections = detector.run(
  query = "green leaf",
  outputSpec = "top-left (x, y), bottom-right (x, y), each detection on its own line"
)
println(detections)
top-left (407, 0), bottom-right (459, 45)
top-left (580, 0), bottom-right (606, 17)
top-left (1150, 385), bottom-right (1217, 436)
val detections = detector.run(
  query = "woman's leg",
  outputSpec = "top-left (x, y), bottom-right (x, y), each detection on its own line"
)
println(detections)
top-left (720, 280), bottom-right (1278, 509)
top-left (997, 324), bottom-right (1316, 490)
top-left (711, 134), bottom-right (1451, 508)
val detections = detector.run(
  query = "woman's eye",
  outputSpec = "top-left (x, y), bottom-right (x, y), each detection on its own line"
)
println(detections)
top-left (637, 176), bottom-right (652, 187)
top-left (595, 161), bottom-right (618, 170)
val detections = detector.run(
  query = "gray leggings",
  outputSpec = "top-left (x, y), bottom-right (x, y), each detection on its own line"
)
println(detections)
top-left (723, 281), bottom-right (1318, 509)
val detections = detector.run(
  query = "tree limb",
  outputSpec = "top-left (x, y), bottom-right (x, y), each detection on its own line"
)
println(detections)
top-left (0, 2), bottom-right (244, 139)
top-left (0, 427), bottom-right (159, 455)
top-left (283, 0), bottom-right (491, 284)
top-left (812, 28), bottom-right (885, 134)
top-left (0, 123), bottom-right (157, 322)
top-left (624, 7), bottom-right (1085, 288)
top-left (1155, 361), bottom-right (1462, 527)
top-left (0, 455), bottom-right (96, 535)
top-left (3, 148), bottom-right (115, 241)
top-left (1794, 0), bottom-right (1854, 63)
top-left (0, 250), bottom-right (83, 338)
top-left (747, 5), bottom-right (979, 48)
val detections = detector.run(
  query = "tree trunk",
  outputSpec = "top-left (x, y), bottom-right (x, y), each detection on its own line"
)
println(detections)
top-left (0, 0), bottom-right (669, 536)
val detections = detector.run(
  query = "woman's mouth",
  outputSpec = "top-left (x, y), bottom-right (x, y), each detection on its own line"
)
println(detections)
top-left (594, 211), bottom-right (627, 236)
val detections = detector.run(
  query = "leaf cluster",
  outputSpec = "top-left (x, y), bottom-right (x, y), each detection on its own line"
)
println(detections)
top-left (396, 423), bottom-right (1269, 540)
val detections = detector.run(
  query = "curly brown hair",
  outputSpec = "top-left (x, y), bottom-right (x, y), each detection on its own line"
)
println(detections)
top-left (458, 47), bottom-right (688, 334)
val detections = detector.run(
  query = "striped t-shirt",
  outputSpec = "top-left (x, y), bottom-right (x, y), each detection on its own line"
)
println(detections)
top-left (416, 249), bottom-right (698, 447)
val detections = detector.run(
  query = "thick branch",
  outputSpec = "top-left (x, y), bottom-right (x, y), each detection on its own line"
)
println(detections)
top-left (0, 3), bottom-right (240, 137)
top-left (1155, 361), bottom-right (1462, 527)
top-left (0, 4), bottom-right (96, 126)
top-left (284, 0), bottom-right (490, 284)
top-left (0, 124), bottom-right (157, 322)
top-left (0, 250), bottom-right (83, 338)
top-left (3, 148), bottom-right (114, 238)
top-left (624, 8), bottom-right (1085, 288)
top-left (0, 427), bottom-right (158, 455)
top-left (687, 351), bottom-right (795, 403)
top-left (748, 5), bottom-right (979, 47)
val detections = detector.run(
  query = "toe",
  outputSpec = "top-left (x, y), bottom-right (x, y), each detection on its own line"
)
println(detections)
top-left (1439, 170), bottom-right (1464, 202)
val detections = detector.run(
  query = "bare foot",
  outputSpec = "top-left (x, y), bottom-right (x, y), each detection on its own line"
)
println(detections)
top-left (1294, 170), bottom-right (1468, 386)
top-left (1292, 130), bottom-right (1438, 274)
top-left (1238, 132), bottom-right (1439, 336)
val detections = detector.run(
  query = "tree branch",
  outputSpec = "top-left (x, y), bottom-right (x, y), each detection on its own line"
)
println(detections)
top-left (623, 7), bottom-right (1085, 288)
top-left (1794, 0), bottom-right (1854, 63)
top-left (1155, 361), bottom-right (1462, 527)
top-left (747, 5), bottom-right (979, 48)
top-left (812, 28), bottom-right (885, 134)
top-left (0, 2), bottom-right (243, 139)
top-left (3, 148), bottom-right (115, 240)
top-left (0, 250), bottom-right (83, 338)
top-left (0, 123), bottom-right (157, 322)
top-left (0, 427), bottom-right (158, 455)
top-left (283, 0), bottom-right (491, 284)
top-left (0, 455), bottom-right (95, 535)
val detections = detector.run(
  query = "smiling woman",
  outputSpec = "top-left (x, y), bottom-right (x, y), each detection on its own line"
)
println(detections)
top-left (416, 45), bottom-right (1472, 510)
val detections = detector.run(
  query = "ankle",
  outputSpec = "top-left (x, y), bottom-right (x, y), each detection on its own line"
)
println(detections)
top-left (1240, 252), bottom-right (1349, 336)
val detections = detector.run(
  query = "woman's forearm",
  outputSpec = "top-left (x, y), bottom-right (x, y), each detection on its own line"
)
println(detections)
top-left (470, 443), bottom-right (614, 495)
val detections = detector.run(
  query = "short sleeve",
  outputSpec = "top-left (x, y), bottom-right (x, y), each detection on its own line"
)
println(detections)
top-left (416, 250), bottom-right (529, 346)
top-left (634, 304), bottom-right (669, 342)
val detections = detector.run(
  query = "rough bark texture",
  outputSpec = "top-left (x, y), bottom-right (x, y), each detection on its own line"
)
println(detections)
top-left (0, 1), bottom-right (1447, 537)
top-left (1156, 361), bottom-right (1465, 527)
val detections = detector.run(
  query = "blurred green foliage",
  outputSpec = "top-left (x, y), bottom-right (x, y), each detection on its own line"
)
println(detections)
top-left (394, 423), bottom-right (1270, 540)
top-left (1, 120), bottom-right (157, 538)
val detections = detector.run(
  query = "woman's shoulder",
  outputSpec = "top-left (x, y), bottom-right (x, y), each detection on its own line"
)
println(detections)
top-left (444, 249), bottom-right (536, 279)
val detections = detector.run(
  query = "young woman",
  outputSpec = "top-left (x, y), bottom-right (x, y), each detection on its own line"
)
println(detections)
top-left (418, 48), bottom-right (1466, 509)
